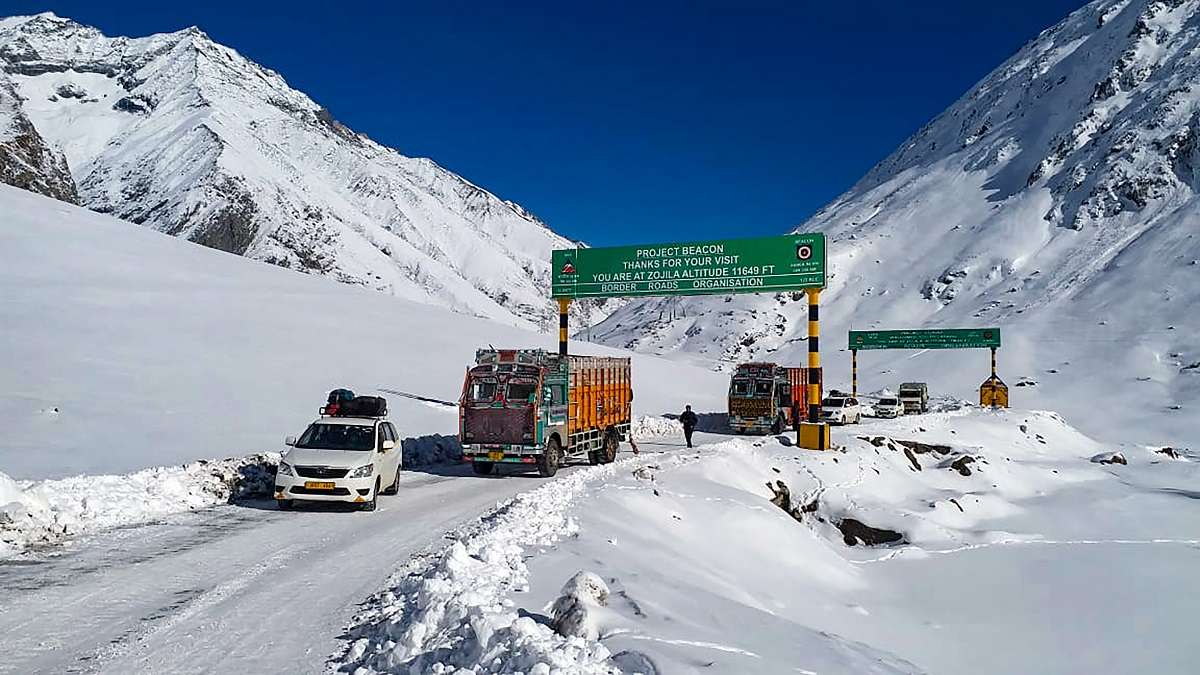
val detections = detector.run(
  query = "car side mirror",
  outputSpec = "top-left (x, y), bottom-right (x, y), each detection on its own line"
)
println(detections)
top-left (285, 436), bottom-right (297, 446)
top-left (381, 439), bottom-right (396, 451)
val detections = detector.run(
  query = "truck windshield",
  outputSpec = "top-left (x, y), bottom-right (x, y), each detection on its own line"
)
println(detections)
top-left (754, 380), bottom-right (773, 396)
top-left (470, 380), bottom-right (497, 402)
top-left (296, 423), bottom-right (375, 451)
top-left (731, 379), bottom-right (752, 396)
top-left (506, 381), bottom-right (537, 403)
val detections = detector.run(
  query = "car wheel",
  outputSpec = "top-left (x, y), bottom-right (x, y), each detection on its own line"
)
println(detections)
top-left (472, 461), bottom-right (495, 475)
top-left (361, 478), bottom-right (379, 512)
top-left (277, 499), bottom-right (293, 511)
top-left (384, 465), bottom-right (401, 495)
top-left (538, 437), bottom-right (561, 477)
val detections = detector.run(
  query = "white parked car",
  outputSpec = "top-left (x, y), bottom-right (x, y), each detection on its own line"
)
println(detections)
top-left (274, 416), bottom-right (402, 511)
top-left (873, 396), bottom-right (904, 418)
top-left (820, 397), bottom-right (862, 425)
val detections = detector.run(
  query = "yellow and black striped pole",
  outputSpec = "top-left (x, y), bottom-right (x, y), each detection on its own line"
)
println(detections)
top-left (851, 349), bottom-right (858, 399)
top-left (990, 347), bottom-right (997, 378)
top-left (558, 298), bottom-right (571, 356)
top-left (799, 288), bottom-right (829, 450)
top-left (806, 287), bottom-right (821, 423)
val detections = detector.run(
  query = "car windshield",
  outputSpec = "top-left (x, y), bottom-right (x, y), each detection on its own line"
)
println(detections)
top-left (506, 381), bottom-right (537, 403)
top-left (880, 398), bottom-right (899, 405)
top-left (470, 379), bottom-right (497, 402)
top-left (822, 398), bottom-right (846, 407)
top-left (754, 380), bottom-right (773, 396)
top-left (296, 423), bottom-right (375, 451)
top-left (731, 379), bottom-right (752, 396)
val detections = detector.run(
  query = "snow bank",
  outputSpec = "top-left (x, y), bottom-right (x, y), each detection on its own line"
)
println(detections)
top-left (339, 459), bottom-right (660, 674)
top-left (512, 408), bottom-right (1200, 674)
top-left (629, 415), bottom-right (682, 440)
top-left (0, 454), bottom-right (277, 559)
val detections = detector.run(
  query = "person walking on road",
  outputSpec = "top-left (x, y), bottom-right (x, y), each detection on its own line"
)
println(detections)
top-left (680, 405), bottom-right (698, 448)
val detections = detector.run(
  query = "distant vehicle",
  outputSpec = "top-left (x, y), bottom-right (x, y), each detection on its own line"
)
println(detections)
top-left (274, 394), bottom-right (401, 512)
top-left (898, 382), bottom-right (929, 414)
top-left (874, 396), bottom-right (904, 418)
top-left (728, 362), bottom-right (809, 434)
top-left (459, 349), bottom-right (631, 477)
top-left (820, 396), bottom-right (862, 425)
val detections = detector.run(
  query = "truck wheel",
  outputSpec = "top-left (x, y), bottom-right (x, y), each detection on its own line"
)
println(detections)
top-left (771, 414), bottom-right (785, 435)
top-left (472, 461), bottom-right (495, 475)
top-left (539, 437), bottom-right (561, 477)
top-left (601, 432), bottom-right (618, 464)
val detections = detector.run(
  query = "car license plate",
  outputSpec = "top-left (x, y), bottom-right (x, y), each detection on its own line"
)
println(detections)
top-left (488, 451), bottom-right (504, 462)
top-left (304, 481), bottom-right (336, 490)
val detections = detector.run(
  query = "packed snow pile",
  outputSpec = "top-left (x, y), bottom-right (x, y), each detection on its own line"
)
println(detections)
top-left (402, 434), bottom-right (464, 467)
top-left (629, 415), bottom-right (683, 440)
top-left (336, 458), bottom-right (673, 674)
top-left (0, 453), bottom-right (278, 559)
top-left (506, 409), bottom-right (1200, 674)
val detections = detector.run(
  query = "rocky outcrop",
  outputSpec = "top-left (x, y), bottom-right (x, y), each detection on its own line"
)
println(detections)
top-left (0, 73), bottom-right (77, 203)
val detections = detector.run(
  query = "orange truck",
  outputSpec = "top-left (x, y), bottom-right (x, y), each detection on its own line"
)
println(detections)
top-left (459, 349), bottom-right (632, 477)
top-left (728, 362), bottom-right (809, 434)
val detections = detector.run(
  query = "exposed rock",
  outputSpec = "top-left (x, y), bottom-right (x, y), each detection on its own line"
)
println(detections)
top-left (550, 571), bottom-right (609, 640)
top-left (903, 447), bottom-right (922, 472)
top-left (1155, 446), bottom-right (1181, 459)
top-left (1091, 452), bottom-right (1127, 465)
top-left (0, 73), bottom-right (79, 203)
top-left (949, 455), bottom-right (976, 476)
top-left (895, 439), bottom-right (952, 455)
top-left (837, 518), bottom-right (905, 547)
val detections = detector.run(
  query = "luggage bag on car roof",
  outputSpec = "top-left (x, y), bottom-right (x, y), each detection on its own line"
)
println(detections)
top-left (340, 395), bottom-right (387, 418)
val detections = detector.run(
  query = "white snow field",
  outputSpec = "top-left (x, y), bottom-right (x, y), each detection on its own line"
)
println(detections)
top-left (445, 410), bottom-right (1196, 675)
top-left (0, 183), bottom-right (729, 672)
top-left (0, 183), bottom-right (725, 482)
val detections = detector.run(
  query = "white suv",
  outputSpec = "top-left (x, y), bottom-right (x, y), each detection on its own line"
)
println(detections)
top-left (820, 397), bottom-right (862, 425)
top-left (274, 417), bottom-right (402, 511)
top-left (873, 396), bottom-right (904, 418)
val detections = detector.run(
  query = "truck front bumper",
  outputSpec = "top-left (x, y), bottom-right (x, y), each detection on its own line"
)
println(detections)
top-left (463, 444), bottom-right (541, 464)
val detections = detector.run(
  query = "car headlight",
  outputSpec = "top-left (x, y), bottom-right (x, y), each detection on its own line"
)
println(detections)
top-left (347, 464), bottom-right (374, 479)
top-left (278, 461), bottom-right (295, 476)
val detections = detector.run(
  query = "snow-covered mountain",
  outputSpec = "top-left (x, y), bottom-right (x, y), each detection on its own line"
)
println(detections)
top-left (591, 0), bottom-right (1200, 446)
top-left (0, 12), bottom-right (601, 329)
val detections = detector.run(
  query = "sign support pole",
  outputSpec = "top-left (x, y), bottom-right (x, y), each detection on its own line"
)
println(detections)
top-left (990, 347), bottom-right (997, 378)
top-left (557, 298), bottom-right (571, 356)
top-left (799, 288), bottom-right (829, 450)
top-left (851, 349), bottom-right (858, 399)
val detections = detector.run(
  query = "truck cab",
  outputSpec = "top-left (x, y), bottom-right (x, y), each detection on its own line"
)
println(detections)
top-left (728, 362), bottom-right (807, 434)
top-left (898, 382), bottom-right (929, 414)
top-left (459, 349), bottom-right (631, 477)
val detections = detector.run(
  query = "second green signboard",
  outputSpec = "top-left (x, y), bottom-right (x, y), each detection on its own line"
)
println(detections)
top-left (552, 233), bottom-right (826, 299)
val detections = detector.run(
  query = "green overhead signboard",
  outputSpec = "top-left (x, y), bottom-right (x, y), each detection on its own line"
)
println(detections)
top-left (848, 328), bottom-right (1001, 351)
top-left (552, 233), bottom-right (826, 299)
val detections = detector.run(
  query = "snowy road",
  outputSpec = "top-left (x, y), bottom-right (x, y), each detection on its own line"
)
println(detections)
top-left (0, 445), bottom-right (683, 675)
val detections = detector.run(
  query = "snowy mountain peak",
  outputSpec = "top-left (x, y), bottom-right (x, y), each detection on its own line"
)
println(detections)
top-left (0, 14), bottom-right (585, 329)
top-left (589, 0), bottom-right (1200, 446)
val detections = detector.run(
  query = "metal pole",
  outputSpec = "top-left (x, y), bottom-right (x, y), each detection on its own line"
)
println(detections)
top-left (558, 298), bottom-right (571, 356)
top-left (990, 347), bottom-right (997, 378)
top-left (851, 349), bottom-right (858, 399)
top-left (805, 288), bottom-right (824, 450)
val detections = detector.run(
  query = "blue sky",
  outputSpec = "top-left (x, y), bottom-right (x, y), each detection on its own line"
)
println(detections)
top-left (8, 0), bottom-right (1085, 246)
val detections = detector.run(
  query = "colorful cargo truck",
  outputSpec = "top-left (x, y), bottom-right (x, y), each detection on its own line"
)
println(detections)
top-left (459, 349), bottom-right (632, 477)
top-left (727, 362), bottom-right (809, 434)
